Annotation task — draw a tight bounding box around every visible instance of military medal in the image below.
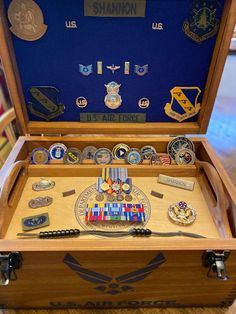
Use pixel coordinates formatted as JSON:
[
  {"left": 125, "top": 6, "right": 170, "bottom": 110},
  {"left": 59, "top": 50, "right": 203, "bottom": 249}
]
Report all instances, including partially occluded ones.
[
  {"left": 101, "top": 182, "right": 110, "bottom": 192},
  {"left": 104, "top": 81, "right": 122, "bottom": 109},
  {"left": 22, "top": 213, "right": 49, "bottom": 231},
  {"left": 95, "top": 193, "right": 105, "bottom": 202},
  {"left": 28, "top": 196, "right": 53, "bottom": 209},
  {"left": 112, "top": 143, "right": 130, "bottom": 160},
  {"left": 32, "top": 178, "right": 55, "bottom": 191},
  {"left": 94, "top": 148, "right": 113, "bottom": 165},
  {"left": 63, "top": 148, "right": 81, "bottom": 164},
  {"left": 82, "top": 146, "right": 97, "bottom": 160},
  {"left": 167, "top": 136, "right": 195, "bottom": 159},
  {"left": 175, "top": 148, "right": 196, "bottom": 165},
  {"left": 138, "top": 98, "right": 150, "bottom": 109},
  {"left": 168, "top": 201, "right": 197, "bottom": 226},
  {"left": 8, "top": 0, "right": 47, "bottom": 41},
  {"left": 31, "top": 148, "right": 50, "bottom": 164},
  {"left": 111, "top": 182, "right": 121, "bottom": 192},
  {"left": 116, "top": 194, "right": 124, "bottom": 202},
  {"left": 125, "top": 194, "right": 133, "bottom": 202},
  {"left": 125, "top": 149, "right": 143, "bottom": 165},
  {"left": 122, "top": 183, "right": 131, "bottom": 193},
  {"left": 140, "top": 145, "right": 156, "bottom": 160},
  {"left": 106, "top": 194, "right": 115, "bottom": 202},
  {"left": 49, "top": 143, "right": 67, "bottom": 160}
]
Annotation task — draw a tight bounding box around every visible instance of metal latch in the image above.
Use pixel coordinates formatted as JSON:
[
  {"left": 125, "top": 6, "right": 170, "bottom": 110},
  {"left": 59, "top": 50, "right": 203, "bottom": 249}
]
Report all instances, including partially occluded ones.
[
  {"left": 203, "top": 250, "right": 230, "bottom": 280},
  {"left": 0, "top": 252, "right": 22, "bottom": 285}
]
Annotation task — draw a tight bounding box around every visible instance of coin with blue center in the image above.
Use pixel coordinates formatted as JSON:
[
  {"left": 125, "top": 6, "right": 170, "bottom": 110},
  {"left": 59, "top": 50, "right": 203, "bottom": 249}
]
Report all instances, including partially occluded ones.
[
  {"left": 125, "top": 148, "right": 143, "bottom": 165},
  {"left": 140, "top": 145, "right": 156, "bottom": 159},
  {"left": 49, "top": 143, "right": 67, "bottom": 160},
  {"left": 31, "top": 148, "right": 50, "bottom": 164},
  {"left": 112, "top": 143, "right": 130, "bottom": 160}
]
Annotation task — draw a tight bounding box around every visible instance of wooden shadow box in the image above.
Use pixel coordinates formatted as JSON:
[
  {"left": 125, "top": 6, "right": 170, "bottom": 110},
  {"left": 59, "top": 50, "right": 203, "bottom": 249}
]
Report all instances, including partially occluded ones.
[{"left": 0, "top": 0, "right": 236, "bottom": 309}]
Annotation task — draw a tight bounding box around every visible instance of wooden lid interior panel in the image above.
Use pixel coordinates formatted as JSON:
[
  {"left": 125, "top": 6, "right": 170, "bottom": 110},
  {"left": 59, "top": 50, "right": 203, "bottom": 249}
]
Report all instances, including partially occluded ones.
[{"left": 0, "top": 0, "right": 235, "bottom": 135}]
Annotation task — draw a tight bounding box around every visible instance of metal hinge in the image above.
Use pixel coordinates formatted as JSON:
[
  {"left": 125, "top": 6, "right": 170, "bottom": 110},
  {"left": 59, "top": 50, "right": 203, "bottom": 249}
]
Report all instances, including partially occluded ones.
[
  {"left": 203, "top": 250, "right": 230, "bottom": 280},
  {"left": 0, "top": 252, "right": 22, "bottom": 285}
]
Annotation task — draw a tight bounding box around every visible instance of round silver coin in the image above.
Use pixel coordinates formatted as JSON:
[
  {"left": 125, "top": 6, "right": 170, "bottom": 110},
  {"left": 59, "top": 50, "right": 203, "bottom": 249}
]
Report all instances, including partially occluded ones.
[
  {"left": 167, "top": 137, "right": 195, "bottom": 159},
  {"left": 175, "top": 148, "right": 196, "bottom": 165},
  {"left": 140, "top": 145, "right": 157, "bottom": 160},
  {"left": 63, "top": 147, "right": 81, "bottom": 164},
  {"left": 49, "top": 143, "right": 67, "bottom": 160},
  {"left": 82, "top": 146, "right": 97, "bottom": 160},
  {"left": 94, "top": 148, "right": 113, "bottom": 165}
]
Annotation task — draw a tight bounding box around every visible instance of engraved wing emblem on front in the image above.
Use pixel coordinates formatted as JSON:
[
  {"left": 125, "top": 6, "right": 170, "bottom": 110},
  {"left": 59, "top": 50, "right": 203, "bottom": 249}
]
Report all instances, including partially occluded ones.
[{"left": 64, "top": 253, "right": 166, "bottom": 295}]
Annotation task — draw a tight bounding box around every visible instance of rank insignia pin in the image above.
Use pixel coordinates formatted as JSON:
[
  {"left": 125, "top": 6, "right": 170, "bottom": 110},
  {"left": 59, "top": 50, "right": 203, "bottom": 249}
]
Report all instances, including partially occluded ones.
[
  {"left": 183, "top": 1, "right": 220, "bottom": 43},
  {"left": 79, "top": 64, "right": 93, "bottom": 76},
  {"left": 28, "top": 86, "right": 65, "bottom": 121},
  {"left": 164, "top": 86, "right": 201, "bottom": 122},
  {"left": 134, "top": 64, "right": 148, "bottom": 76}
]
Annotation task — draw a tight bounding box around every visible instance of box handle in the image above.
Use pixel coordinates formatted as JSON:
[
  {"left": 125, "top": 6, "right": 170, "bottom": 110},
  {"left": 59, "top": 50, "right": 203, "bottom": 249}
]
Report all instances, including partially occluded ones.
[
  {"left": 196, "top": 161, "right": 232, "bottom": 238},
  {"left": 0, "top": 160, "right": 28, "bottom": 214}
]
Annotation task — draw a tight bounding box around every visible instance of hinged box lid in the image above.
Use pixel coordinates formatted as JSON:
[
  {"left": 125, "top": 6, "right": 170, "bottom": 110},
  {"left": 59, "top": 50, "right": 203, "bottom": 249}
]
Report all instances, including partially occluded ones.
[{"left": 0, "top": 0, "right": 235, "bottom": 135}]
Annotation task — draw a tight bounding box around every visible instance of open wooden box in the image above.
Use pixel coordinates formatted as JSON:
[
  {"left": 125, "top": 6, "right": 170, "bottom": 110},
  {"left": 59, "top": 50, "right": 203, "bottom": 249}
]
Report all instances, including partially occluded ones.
[{"left": 0, "top": 0, "right": 236, "bottom": 309}]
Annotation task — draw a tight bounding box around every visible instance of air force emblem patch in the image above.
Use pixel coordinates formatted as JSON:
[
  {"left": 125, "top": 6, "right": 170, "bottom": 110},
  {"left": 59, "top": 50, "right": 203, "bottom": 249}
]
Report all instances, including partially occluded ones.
[
  {"left": 164, "top": 86, "right": 201, "bottom": 122},
  {"left": 183, "top": 1, "right": 220, "bottom": 43},
  {"left": 79, "top": 64, "right": 93, "bottom": 76},
  {"left": 134, "top": 64, "right": 148, "bottom": 76}
]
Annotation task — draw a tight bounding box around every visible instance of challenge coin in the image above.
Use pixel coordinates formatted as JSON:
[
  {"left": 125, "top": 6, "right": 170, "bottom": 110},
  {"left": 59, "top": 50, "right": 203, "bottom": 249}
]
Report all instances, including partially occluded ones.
[
  {"left": 94, "top": 148, "right": 113, "bottom": 165},
  {"left": 140, "top": 145, "right": 156, "bottom": 159},
  {"left": 112, "top": 143, "right": 130, "bottom": 160},
  {"left": 150, "top": 154, "right": 171, "bottom": 165},
  {"left": 175, "top": 148, "right": 196, "bottom": 165},
  {"left": 167, "top": 136, "right": 195, "bottom": 159},
  {"left": 82, "top": 146, "right": 97, "bottom": 160},
  {"left": 31, "top": 148, "right": 50, "bottom": 164},
  {"left": 125, "top": 149, "right": 143, "bottom": 165},
  {"left": 168, "top": 201, "right": 197, "bottom": 226},
  {"left": 63, "top": 147, "right": 81, "bottom": 164},
  {"left": 49, "top": 143, "right": 67, "bottom": 160}
]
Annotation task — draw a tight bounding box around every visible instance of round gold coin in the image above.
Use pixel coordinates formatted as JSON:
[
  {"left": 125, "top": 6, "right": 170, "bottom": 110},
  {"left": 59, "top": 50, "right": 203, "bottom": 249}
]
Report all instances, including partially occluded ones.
[
  {"left": 125, "top": 194, "right": 133, "bottom": 202},
  {"left": 168, "top": 201, "right": 197, "bottom": 226},
  {"left": 107, "top": 194, "right": 115, "bottom": 202},
  {"left": 96, "top": 193, "right": 104, "bottom": 202},
  {"left": 116, "top": 194, "right": 124, "bottom": 201}
]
